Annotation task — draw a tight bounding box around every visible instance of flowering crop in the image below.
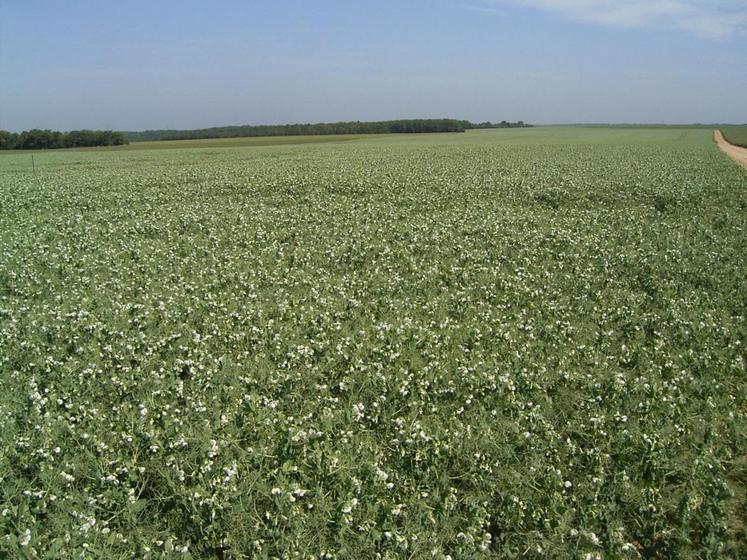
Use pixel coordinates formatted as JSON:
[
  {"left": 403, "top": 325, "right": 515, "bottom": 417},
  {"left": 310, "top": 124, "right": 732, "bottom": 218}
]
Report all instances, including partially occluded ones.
[{"left": 0, "top": 128, "right": 745, "bottom": 558}]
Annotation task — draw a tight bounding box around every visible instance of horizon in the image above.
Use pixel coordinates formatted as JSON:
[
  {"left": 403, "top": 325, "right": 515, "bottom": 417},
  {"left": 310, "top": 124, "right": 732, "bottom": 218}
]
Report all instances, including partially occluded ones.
[
  {"left": 2, "top": 0, "right": 746, "bottom": 132},
  {"left": 3, "top": 119, "right": 747, "bottom": 136}
]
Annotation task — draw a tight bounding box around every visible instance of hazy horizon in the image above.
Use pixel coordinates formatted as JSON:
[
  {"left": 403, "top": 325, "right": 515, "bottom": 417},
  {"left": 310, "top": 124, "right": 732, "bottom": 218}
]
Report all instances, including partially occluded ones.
[
  {"left": 2, "top": 0, "right": 746, "bottom": 132},
  {"left": 127, "top": 120, "right": 747, "bottom": 134}
]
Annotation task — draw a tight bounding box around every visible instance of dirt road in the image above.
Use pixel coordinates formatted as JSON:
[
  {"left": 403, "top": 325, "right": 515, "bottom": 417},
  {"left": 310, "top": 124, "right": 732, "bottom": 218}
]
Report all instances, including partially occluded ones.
[{"left": 714, "top": 129, "right": 747, "bottom": 170}]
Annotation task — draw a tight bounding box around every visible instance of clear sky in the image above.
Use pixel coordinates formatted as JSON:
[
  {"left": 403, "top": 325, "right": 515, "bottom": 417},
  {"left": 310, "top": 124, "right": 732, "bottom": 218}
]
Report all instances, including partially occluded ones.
[{"left": 1, "top": 0, "right": 746, "bottom": 131}]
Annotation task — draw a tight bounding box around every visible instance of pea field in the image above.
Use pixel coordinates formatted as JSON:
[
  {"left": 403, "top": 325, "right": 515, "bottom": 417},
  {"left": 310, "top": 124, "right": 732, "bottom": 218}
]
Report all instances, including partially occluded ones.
[{"left": 1, "top": 127, "right": 745, "bottom": 559}]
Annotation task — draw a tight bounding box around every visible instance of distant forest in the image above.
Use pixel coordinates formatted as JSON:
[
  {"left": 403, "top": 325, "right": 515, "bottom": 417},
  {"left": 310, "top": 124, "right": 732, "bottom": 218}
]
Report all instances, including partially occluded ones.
[
  {"left": 0, "top": 129, "right": 128, "bottom": 150},
  {"left": 126, "top": 119, "right": 531, "bottom": 142},
  {"left": 0, "top": 119, "right": 531, "bottom": 150}
]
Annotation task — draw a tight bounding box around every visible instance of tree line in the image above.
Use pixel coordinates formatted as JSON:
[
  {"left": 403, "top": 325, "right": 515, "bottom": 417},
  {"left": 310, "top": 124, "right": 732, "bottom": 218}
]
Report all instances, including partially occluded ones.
[
  {"left": 127, "top": 119, "right": 531, "bottom": 142},
  {"left": 470, "top": 120, "right": 528, "bottom": 129},
  {"left": 0, "top": 129, "right": 129, "bottom": 150},
  {"left": 0, "top": 119, "right": 532, "bottom": 149}
]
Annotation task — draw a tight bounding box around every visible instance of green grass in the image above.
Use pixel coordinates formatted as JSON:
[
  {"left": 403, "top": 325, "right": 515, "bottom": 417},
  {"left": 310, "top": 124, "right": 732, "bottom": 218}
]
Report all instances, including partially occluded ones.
[
  {"left": 720, "top": 126, "right": 747, "bottom": 148},
  {"left": 1, "top": 127, "right": 745, "bottom": 558}
]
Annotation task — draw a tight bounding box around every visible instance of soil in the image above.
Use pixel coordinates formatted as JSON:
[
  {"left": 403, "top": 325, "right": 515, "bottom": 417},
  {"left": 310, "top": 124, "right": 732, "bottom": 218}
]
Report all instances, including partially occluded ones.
[{"left": 714, "top": 130, "right": 747, "bottom": 170}]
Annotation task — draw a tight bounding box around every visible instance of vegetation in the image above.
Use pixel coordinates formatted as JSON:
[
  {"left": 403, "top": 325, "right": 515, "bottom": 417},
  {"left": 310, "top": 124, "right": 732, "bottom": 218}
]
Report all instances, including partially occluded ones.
[
  {"left": 561, "top": 123, "right": 739, "bottom": 129},
  {"left": 0, "top": 128, "right": 744, "bottom": 558},
  {"left": 0, "top": 120, "right": 533, "bottom": 150},
  {"left": 720, "top": 126, "right": 747, "bottom": 148},
  {"left": 0, "top": 134, "right": 371, "bottom": 154},
  {"left": 0, "top": 129, "right": 128, "bottom": 150},
  {"left": 126, "top": 119, "right": 530, "bottom": 142}
]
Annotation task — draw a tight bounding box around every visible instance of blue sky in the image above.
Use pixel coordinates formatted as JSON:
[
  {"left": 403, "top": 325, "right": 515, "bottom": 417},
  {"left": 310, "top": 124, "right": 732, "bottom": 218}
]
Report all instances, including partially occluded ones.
[{"left": 1, "top": 0, "right": 746, "bottom": 131}]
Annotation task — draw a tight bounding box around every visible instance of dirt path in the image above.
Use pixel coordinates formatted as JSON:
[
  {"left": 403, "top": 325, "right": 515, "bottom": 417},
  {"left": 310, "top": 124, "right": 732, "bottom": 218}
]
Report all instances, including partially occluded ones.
[{"left": 714, "top": 130, "right": 747, "bottom": 170}]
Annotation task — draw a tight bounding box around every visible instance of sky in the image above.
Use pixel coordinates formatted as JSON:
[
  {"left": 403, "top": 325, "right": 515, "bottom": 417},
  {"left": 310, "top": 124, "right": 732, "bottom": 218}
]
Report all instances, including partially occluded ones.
[{"left": 1, "top": 0, "right": 746, "bottom": 131}]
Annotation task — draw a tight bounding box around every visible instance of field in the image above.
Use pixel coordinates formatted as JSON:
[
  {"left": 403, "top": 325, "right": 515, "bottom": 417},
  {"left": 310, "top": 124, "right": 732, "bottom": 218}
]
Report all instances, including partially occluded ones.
[
  {"left": 1, "top": 128, "right": 746, "bottom": 558},
  {"left": 0, "top": 134, "right": 371, "bottom": 154},
  {"left": 721, "top": 126, "right": 747, "bottom": 149}
]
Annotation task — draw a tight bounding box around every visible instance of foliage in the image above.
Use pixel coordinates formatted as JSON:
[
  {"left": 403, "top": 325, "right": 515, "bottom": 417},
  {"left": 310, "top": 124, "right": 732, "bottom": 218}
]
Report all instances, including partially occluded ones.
[
  {"left": 126, "top": 119, "right": 531, "bottom": 142},
  {"left": 0, "top": 129, "right": 129, "bottom": 150},
  {"left": 0, "top": 128, "right": 745, "bottom": 558}
]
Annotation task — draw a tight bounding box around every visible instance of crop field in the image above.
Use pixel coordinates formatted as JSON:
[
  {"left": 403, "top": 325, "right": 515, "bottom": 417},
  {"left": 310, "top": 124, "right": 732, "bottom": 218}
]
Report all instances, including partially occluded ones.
[
  {"left": 2, "top": 134, "right": 372, "bottom": 154},
  {"left": 721, "top": 126, "right": 747, "bottom": 149},
  {"left": 1, "top": 128, "right": 746, "bottom": 558}
]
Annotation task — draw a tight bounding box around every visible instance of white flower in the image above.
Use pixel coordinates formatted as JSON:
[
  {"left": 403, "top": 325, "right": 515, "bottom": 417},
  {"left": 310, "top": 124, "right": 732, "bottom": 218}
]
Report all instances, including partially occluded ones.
[
  {"left": 20, "top": 528, "right": 31, "bottom": 547},
  {"left": 352, "top": 403, "right": 365, "bottom": 421},
  {"left": 342, "top": 498, "right": 358, "bottom": 514}
]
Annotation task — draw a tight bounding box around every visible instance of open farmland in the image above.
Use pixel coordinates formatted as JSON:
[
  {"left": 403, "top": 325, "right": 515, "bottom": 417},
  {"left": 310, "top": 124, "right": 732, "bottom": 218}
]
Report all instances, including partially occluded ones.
[
  {"left": 721, "top": 126, "right": 747, "bottom": 149},
  {"left": 0, "top": 128, "right": 745, "bottom": 558}
]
